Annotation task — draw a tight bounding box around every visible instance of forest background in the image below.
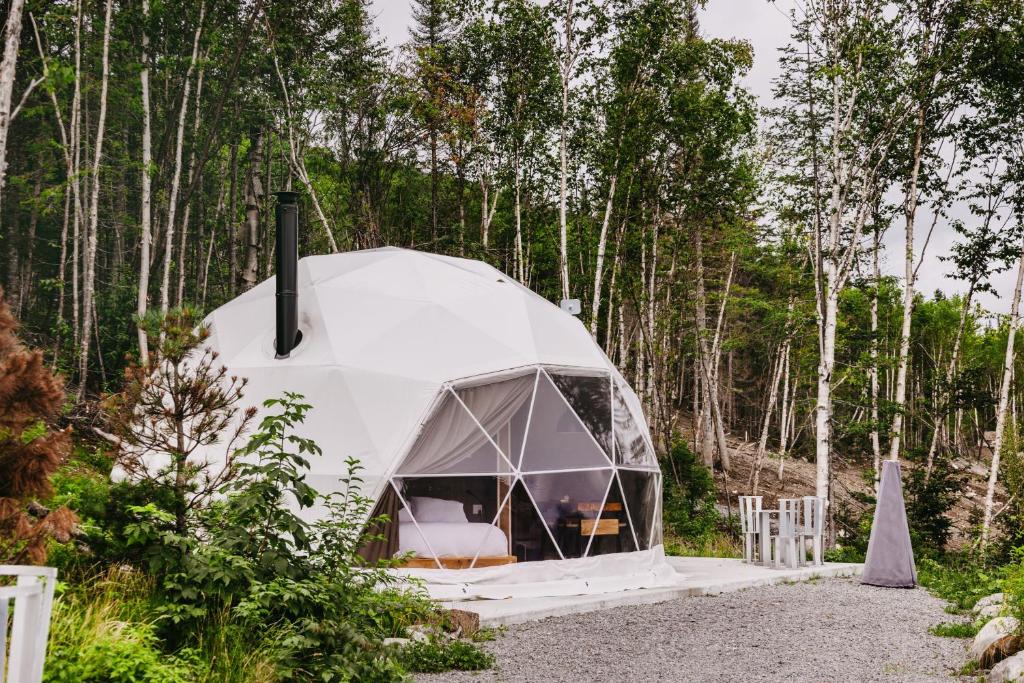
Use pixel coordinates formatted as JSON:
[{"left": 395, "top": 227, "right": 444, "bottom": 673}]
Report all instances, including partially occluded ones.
[{"left": 1, "top": 0, "right": 1024, "bottom": 678}]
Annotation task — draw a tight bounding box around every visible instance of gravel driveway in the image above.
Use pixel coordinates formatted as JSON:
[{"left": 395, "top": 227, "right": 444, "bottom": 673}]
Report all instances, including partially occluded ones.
[{"left": 420, "top": 578, "right": 970, "bottom": 683}]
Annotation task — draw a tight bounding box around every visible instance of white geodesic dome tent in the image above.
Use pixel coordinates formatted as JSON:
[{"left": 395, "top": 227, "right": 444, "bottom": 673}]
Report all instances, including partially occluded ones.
[{"left": 202, "top": 247, "right": 675, "bottom": 598}]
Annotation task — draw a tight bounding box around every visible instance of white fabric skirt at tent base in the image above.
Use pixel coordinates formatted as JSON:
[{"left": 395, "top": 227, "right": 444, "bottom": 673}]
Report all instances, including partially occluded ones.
[{"left": 199, "top": 248, "right": 677, "bottom": 600}]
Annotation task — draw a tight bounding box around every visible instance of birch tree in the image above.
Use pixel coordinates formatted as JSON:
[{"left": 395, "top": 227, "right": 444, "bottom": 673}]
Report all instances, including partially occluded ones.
[{"left": 0, "top": 0, "right": 28, "bottom": 211}]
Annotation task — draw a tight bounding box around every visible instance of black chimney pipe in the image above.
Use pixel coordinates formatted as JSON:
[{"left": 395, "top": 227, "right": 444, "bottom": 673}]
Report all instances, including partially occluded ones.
[{"left": 274, "top": 191, "right": 301, "bottom": 358}]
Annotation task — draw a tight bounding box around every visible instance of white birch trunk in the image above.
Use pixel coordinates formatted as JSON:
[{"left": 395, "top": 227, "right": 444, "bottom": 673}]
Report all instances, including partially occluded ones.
[
  {"left": 77, "top": 0, "right": 113, "bottom": 399},
  {"left": 981, "top": 246, "right": 1024, "bottom": 548},
  {"left": 159, "top": 4, "right": 204, "bottom": 315},
  {"left": 137, "top": 0, "right": 153, "bottom": 364},
  {"left": 0, "top": 0, "right": 27, "bottom": 210},
  {"left": 589, "top": 174, "right": 618, "bottom": 337}
]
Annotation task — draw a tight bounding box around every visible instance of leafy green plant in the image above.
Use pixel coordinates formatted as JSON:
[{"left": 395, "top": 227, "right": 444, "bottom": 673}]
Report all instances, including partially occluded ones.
[
  {"left": 399, "top": 640, "right": 495, "bottom": 673},
  {"left": 918, "top": 556, "right": 1006, "bottom": 613},
  {"left": 929, "top": 621, "right": 982, "bottom": 638},
  {"left": 662, "top": 437, "right": 721, "bottom": 540},
  {"left": 1003, "top": 547, "right": 1024, "bottom": 632}
]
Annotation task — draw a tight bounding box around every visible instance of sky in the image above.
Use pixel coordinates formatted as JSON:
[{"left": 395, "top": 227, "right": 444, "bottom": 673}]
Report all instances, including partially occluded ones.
[{"left": 368, "top": 0, "right": 1018, "bottom": 315}]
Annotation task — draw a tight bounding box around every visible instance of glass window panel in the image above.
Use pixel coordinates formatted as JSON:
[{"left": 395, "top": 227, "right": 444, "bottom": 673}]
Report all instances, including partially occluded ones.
[
  {"left": 613, "top": 382, "right": 658, "bottom": 468},
  {"left": 521, "top": 373, "right": 611, "bottom": 471},
  {"left": 585, "top": 474, "right": 637, "bottom": 556},
  {"left": 393, "top": 476, "right": 506, "bottom": 560},
  {"left": 508, "top": 479, "right": 561, "bottom": 562},
  {"left": 397, "top": 390, "right": 512, "bottom": 475},
  {"left": 522, "top": 469, "right": 613, "bottom": 559},
  {"left": 547, "top": 370, "right": 613, "bottom": 460},
  {"left": 467, "top": 475, "right": 516, "bottom": 567},
  {"left": 456, "top": 372, "right": 536, "bottom": 467},
  {"left": 618, "top": 469, "right": 660, "bottom": 551}
]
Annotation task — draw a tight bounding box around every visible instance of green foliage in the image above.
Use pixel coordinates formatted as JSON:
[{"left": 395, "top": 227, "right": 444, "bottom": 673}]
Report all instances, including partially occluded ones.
[
  {"left": 1003, "top": 548, "right": 1024, "bottom": 631},
  {"left": 929, "top": 621, "right": 983, "bottom": 638},
  {"left": 399, "top": 639, "right": 495, "bottom": 674},
  {"left": 44, "top": 570, "right": 195, "bottom": 683},
  {"left": 119, "top": 392, "right": 481, "bottom": 681},
  {"left": 661, "top": 437, "right": 720, "bottom": 541},
  {"left": 918, "top": 556, "right": 1006, "bottom": 613},
  {"left": 904, "top": 456, "right": 962, "bottom": 556}
]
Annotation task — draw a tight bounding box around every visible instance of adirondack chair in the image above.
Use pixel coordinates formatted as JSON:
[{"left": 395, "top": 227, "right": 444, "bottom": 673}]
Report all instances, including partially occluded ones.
[
  {"left": 798, "top": 496, "right": 826, "bottom": 566},
  {"left": 0, "top": 566, "right": 57, "bottom": 683},
  {"left": 737, "top": 496, "right": 763, "bottom": 563}
]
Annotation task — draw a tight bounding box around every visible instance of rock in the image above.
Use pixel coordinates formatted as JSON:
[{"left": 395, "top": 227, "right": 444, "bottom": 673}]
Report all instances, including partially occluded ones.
[
  {"left": 446, "top": 608, "right": 481, "bottom": 637},
  {"left": 981, "top": 636, "right": 1024, "bottom": 670},
  {"left": 972, "top": 617, "right": 1021, "bottom": 661},
  {"left": 406, "top": 625, "right": 432, "bottom": 643},
  {"left": 976, "top": 594, "right": 1007, "bottom": 614},
  {"left": 988, "top": 651, "right": 1024, "bottom": 683},
  {"left": 382, "top": 637, "right": 411, "bottom": 648},
  {"left": 980, "top": 604, "right": 1007, "bottom": 619}
]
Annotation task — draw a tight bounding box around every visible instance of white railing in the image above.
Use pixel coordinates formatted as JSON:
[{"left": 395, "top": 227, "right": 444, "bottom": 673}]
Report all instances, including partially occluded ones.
[{"left": 0, "top": 566, "right": 57, "bottom": 683}]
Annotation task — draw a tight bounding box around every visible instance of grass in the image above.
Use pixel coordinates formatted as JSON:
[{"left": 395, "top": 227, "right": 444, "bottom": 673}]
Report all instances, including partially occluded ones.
[
  {"left": 665, "top": 532, "right": 743, "bottom": 558},
  {"left": 929, "top": 621, "right": 982, "bottom": 638}
]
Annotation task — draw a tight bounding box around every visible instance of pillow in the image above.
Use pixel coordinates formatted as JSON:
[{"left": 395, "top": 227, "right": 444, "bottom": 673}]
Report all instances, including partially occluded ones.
[
  {"left": 398, "top": 506, "right": 413, "bottom": 523},
  {"left": 410, "top": 496, "right": 468, "bottom": 523}
]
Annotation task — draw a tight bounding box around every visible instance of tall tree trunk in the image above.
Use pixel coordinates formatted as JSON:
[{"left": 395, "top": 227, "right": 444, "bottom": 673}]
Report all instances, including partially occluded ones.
[
  {"left": 589, "top": 173, "right": 618, "bottom": 336},
  {"left": 176, "top": 61, "right": 206, "bottom": 306},
  {"left": 0, "top": 0, "right": 28, "bottom": 212},
  {"left": 77, "top": 0, "right": 113, "bottom": 399},
  {"left": 137, "top": 0, "right": 153, "bottom": 363},
  {"left": 556, "top": 0, "right": 575, "bottom": 303},
  {"left": 513, "top": 152, "right": 524, "bottom": 283},
  {"left": 870, "top": 229, "right": 882, "bottom": 490},
  {"left": 888, "top": 106, "right": 926, "bottom": 461},
  {"left": 925, "top": 285, "right": 974, "bottom": 480},
  {"left": 159, "top": 3, "right": 205, "bottom": 315},
  {"left": 981, "top": 245, "right": 1024, "bottom": 548},
  {"left": 240, "top": 129, "right": 264, "bottom": 291}
]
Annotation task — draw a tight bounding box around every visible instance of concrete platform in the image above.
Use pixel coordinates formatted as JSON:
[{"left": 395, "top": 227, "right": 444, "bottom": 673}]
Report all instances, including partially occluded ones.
[{"left": 442, "top": 557, "right": 863, "bottom": 626}]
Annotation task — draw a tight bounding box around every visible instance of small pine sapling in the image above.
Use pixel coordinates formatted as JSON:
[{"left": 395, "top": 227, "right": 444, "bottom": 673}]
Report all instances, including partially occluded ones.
[
  {"left": 0, "top": 289, "right": 77, "bottom": 564},
  {"left": 105, "top": 307, "right": 255, "bottom": 535}
]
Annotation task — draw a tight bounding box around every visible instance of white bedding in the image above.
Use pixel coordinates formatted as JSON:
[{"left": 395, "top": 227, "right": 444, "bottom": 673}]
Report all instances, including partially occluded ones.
[{"left": 398, "top": 522, "right": 508, "bottom": 558}]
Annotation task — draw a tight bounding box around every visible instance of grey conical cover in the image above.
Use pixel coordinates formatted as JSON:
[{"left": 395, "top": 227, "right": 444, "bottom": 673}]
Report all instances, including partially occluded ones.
[{"left": 861, "top": 460, "right": 917, "bottom": 588}]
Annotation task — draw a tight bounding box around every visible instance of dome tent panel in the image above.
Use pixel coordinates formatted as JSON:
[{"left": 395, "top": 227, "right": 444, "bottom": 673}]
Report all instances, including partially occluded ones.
[
  {"left": 396, "top": 388, "right": 514, "bottom": 475},
  {"left": 613, "top": 380, "right": 658, "bottom": 468},
  {"left": 521, "top": 469, "right": 614, "bottom": 559},
  {"left": 618, "top": 469, "right": 662, "bottom": 550},
  {"left": 453, "top": 371, "right": 537, "bottom": 468},
  {"left": 393, "top": 475, "right": 513, "bottom": 561},
  {"left": 546, "top": 368, "right": 614, "bottom": 460},
  {"left": 519, "top": 371, "right": 613, "bottom": 472}
]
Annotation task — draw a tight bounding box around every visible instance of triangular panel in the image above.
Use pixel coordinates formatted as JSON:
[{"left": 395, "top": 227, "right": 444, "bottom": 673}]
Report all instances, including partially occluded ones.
[
  {"left": 456, "top": 372, "right": 537, "bottom": 469},
  {"left": 521, "top": 373, "right": 612, "bottom": 472},
  {"left": 613, "top": 383, "right": 658, "bottom": 468},
  {"left": 522, "top": 469, "right": 613, "bottom": 559},
  {"left": 396, "top": 390, "right": 513, "bottom": 475},
  {"left": 547, "top": 370, "right": 613, "bottom": 460},
  {"left": 618, "top": 469, "right": 660, "bottom": 551}
]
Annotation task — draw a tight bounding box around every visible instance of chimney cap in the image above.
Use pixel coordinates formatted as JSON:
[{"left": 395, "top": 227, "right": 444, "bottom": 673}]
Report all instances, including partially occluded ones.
[{"left": 274, "top": 190, "right": 300, "bottom": 204}]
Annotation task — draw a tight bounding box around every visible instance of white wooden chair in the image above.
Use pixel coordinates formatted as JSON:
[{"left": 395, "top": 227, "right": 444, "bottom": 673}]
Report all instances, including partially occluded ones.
[
  {"left": 798, "top": 496, "right": 825, "bottom": 566},
  {"left": 772, "top": 504, "right": 800, "bottom": 569},
  {"left": 737, "top": 496, "right": 763, "bottom": 563},
  {"left": 0, "top": 566, "right": 57, "bottom": 683}
]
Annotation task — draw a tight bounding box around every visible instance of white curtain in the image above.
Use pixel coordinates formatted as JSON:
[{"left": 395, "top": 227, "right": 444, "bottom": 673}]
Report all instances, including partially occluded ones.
[{"left": 397, "top": 373, "right": 536, "bottom": 474}]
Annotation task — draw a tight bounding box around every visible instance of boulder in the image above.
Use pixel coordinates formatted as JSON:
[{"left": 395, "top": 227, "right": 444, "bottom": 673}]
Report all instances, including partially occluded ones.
[
  {"left": 382, "top": 637, "right": 411, "bottom": 648},
  {"left": 981, "top": 636, "right": 1024, "bottom": 670},
  {"left": 976, "top": 594, "right": 1007, "bottom": 614},
  {"left": 988, "top": 651, "right": 1024, "bottom": 683},
  {"left": 406, "top": 625, "right": 432, "bottom": 643},
  {"left": 980, "top": 604, "right": 1008, "bottom": 619},
  {"left": 446, "top": 608, "right": 481, "bottom": 637},
  {"left": 972, "top": 617, "right": 1021, "bottom": 661}
]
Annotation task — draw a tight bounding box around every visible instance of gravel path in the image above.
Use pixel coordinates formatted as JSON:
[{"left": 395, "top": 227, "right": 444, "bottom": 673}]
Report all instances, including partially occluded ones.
[{"left": 420, "top": 578, "right": 970, "bottom": 683}]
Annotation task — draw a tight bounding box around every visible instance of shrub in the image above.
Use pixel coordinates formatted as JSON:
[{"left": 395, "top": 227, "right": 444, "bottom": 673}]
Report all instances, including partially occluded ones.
[
  {"left": 124, "top": 392, "right": 484, "bottom": 681},
  {"left": 1004, "top": 548, "right": 1024, "bottom": 631},
  {"left": 400, "top": 640, "right": 495, "bottom": 673},
  {"left": 44, "top": 569, "right": 194, "bottom": 683},
  {"left": 918, "top": 556, "right": 1006, "bottom": 613},
  {"left": 904, "top": 454, "right": 961, "bottom": 556},
  {"left": 0, "top": 289, "right": 76, "bottom": 563},
  {"left": 662, "top": 437, "right": 720, "bottom": 541}
]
